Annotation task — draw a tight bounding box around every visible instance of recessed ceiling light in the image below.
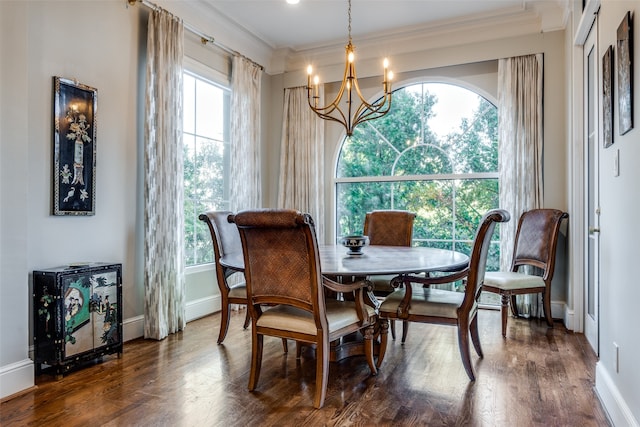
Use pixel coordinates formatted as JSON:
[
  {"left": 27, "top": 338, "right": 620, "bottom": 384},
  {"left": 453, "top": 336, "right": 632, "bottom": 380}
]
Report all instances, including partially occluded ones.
[{"left": 286, "top": 0, "right": 299, "bottom": 4}]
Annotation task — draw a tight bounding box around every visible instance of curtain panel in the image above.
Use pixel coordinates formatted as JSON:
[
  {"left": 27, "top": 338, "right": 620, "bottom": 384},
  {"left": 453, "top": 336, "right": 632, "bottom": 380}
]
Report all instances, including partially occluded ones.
[
  {"left": 230, "top": 56, "right": 262, "bottom": 211},
  {"left": 497, "top": 53, "right": 544, "bottom": 317},
  {"left": 143, "top": 9, "right": 186, "bottom": 340},
  {"left": 277, "top": 86, "right": 325, "bottom": 242}
]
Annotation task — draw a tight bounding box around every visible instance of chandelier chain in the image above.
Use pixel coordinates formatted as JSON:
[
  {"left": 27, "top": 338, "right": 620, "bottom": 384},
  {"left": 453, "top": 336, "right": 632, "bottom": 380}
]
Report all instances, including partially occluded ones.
[{"left": 348, "top": 0, "right": 352, "bottom": 43}]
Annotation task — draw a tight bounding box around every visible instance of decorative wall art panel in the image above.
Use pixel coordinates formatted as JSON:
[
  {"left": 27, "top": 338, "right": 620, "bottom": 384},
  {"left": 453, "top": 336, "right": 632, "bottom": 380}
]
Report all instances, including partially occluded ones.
[
  {"left": 617, "top": 12, "right": 633, "bottom": 135},
  {"left": 53, "top": 77, "right": 97, "bottom": 215},
  {"left": 603, "top": 45, "right": 614, "bottom": 148}
]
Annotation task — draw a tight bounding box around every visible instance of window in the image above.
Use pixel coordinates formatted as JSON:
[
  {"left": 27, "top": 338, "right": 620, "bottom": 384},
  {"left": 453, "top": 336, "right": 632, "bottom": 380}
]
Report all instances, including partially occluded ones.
[
  {"left": 336, "top": 82, "right": 500, "bottom": 271},
  {"left": 183, "top": 71, "right": 231, "bottom": 266}
]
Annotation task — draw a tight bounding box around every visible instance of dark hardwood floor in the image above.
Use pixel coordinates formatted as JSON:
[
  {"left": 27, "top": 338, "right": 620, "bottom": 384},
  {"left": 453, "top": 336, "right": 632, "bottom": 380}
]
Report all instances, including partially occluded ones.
[{"left": 1, "top": 308, "right": 610, "bottom": 426}]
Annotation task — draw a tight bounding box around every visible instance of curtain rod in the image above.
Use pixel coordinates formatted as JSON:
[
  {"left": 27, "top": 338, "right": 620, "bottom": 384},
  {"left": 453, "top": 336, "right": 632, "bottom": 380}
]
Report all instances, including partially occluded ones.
[{"left": 127, "top": 0, "right": 264, "bottom": 71}]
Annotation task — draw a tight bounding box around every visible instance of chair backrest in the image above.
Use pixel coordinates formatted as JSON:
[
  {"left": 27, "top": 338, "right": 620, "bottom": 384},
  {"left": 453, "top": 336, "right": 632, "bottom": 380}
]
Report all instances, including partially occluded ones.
[
  {"left": 363, "top": 210, "right": 416, "bottom": 246},
  {"left": 511, "top": 209, "right": 569, "bottom": 280},
  {"left": 199, "top": 210, "right": 243, "bottom": 262},
  {"left": 462, "top": 209, "right": 511, "bottom": 309},
  {"left": 230, "top": 209, "right": 325, "bottom": 321},
  {"left": 198, "top": 210, "right": 246, "bottom": 296}
]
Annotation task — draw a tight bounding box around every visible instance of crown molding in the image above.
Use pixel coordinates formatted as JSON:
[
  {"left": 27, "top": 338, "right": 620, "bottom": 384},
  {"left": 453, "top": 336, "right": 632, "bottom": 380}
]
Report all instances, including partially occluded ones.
[
  {"left": 168, "top": 0, "right": 570, "bottom": 76},
  {"left": 281, "top": 6, "right": 556, "bottom": 74},
  {"left": 154, "top": 0, "right": 276, "bottom": 72}
]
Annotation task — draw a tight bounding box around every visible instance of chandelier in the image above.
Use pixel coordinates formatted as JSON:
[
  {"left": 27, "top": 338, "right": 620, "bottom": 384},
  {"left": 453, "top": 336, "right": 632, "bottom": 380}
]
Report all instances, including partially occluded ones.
[{"left": 306, "top": 0, "right": 393, "bottom": 136}]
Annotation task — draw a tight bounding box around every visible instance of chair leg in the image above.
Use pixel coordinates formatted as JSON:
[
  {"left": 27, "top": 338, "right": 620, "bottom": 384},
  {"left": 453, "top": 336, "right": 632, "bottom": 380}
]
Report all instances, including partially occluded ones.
[
  {"left": 296, "top": 341, "right": 303, "bottom": 358},
  {"left": 282, "top": 338, "right": 288, "bottom": 353},
  {"left": 542, "top": 290, "right": 554, "bottom": 327},
  {"left": 248, "top": 333, "right": 263, "bottom": 391},
  {"left": 510, "top": 295, "right": 519, "bottom": 317},
  {"left": 500, "top": 294, "right": 510, "bottom": 338},
  {"left": 217, "top": 302, "right": 231, "bottom": 344},
  {"left": 470, "top": 314, "right": 483, "bottom": 358},
  {"left": 313, "top": 336, "right": 330, "bottom": 409},
  {"left": 376, "top": 319, "right": 389, "bottom": 368},
  {"left": 390, "top": 319, "right": 396, "bottom": 340},
  {"left": 243, "top": 308, "right": 251, "bottom": 329},
  {"left": 401, "top": 320, "right": 409, "bottom": 344},
  {"left": 363, "top": 325, "right": 377, "bottom": 375},
  {"left": 457, "top": 320, "right": 475, "bottom": 381}
]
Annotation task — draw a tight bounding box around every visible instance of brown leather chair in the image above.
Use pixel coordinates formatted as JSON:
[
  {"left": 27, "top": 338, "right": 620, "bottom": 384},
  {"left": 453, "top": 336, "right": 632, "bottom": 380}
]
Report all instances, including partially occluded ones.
[
  {"left": 378, "top": 209, "right": 510, "bottom": 381},
  {"left": 230, "top": 209, "right": 387, "bottom": 409},
  {"left": 199, "top": 211, "right": 253, "bottom": 344},
  {"left": 364, "top": 210, "right": 416, "bottom": 341},
  {"left": 483, "top": 209, "right": 569, "bottom": 337},
  {"left": 364, "top": 210, "right": 416, "bottom": 247}
]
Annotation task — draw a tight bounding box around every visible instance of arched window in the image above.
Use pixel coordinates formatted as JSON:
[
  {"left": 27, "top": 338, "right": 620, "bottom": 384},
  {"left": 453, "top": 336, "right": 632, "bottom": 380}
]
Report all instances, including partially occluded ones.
[{"left": 335, "top": 82, "right": 500, "bottom": 270}]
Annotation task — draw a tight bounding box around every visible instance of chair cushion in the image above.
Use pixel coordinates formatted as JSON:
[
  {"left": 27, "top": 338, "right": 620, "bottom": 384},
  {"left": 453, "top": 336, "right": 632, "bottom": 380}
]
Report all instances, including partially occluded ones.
[
  {"left": 228, "top": 284, "right": 247, "bottom": 299},
  {"left": 483, "top": 272, "right": 545, "bottom": 290},
  {"left": 256, "top": 300, "right": 376, "bottom": 336},
  {"left": 379, "top": 287, "right": 463, "bottom": 319}
]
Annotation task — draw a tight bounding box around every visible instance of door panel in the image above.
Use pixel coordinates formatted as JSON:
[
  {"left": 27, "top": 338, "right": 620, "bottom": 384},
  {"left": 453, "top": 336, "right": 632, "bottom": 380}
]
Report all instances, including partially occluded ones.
[{"left": 584, "top": 25, "right": 599, "bottom": 354}]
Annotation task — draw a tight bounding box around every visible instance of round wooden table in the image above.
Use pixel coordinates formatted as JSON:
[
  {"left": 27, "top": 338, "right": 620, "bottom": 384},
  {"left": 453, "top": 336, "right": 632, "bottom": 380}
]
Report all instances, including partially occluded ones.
[
  {"left": 318, "top": 245, "right": 469, "bottom": 276},
  {"left": 220, "top": 244, "right": 469, "bottom": 276}
]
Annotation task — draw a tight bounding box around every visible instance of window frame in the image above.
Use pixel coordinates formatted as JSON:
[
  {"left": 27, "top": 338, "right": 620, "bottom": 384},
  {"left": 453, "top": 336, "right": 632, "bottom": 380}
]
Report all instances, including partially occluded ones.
[
  {"left": 333, "top": 80, "right": 499, "bottom": 250},
  {"left": 182, "top": 58, "right": 231, "bottom": 268}
]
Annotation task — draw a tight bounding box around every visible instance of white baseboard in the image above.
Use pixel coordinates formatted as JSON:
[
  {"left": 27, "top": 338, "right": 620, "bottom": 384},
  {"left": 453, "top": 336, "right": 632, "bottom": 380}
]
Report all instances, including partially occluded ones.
[
  {"left": 0, "top": 359, "right": 34, "bottom": 400},
  {"left": 123, "top": 315, "right": 145, "bottom": 342},
  {"left": 561, "top": 304, "right": 574, "bottom": 331},
  {"left": 186, "top": 295, "right": 221, "bottom": 322},
  {"left": 550, "top": 300, "right": 565, "bottom": 325},
  {"left": 595, "top": 361, "right": 639, "bottom": 427},
  {"left": 122, "top": 295, "right": 222, "bottom": 342}
]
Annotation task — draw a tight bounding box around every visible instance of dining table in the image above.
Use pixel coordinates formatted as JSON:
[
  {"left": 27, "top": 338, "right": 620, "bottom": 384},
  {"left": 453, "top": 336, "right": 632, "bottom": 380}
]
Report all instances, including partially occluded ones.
[{"left": 220, "top": 244, "right": 470, "bottom": 278}]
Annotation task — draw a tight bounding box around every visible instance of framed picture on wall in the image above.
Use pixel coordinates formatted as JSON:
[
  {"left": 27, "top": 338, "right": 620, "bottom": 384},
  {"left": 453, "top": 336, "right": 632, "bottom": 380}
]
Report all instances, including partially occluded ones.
[
  {"left": 52, "top": 77, "right": 98, "bottom": 216},
  {"left": 603, "top": 45, "right": 614, "bottom": 148},
  {"left": 617, "top": 11, "right": 633, "bottom": 135}
]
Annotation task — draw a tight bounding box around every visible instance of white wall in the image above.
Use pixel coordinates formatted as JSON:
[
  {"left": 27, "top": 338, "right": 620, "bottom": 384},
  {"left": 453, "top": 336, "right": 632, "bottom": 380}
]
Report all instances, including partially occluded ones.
[
  {"left": 589, "top": 3, "right": 640, "bottom": 425},
  {"left": 1, "top": 0, "right": 32, "bottom": 400}
]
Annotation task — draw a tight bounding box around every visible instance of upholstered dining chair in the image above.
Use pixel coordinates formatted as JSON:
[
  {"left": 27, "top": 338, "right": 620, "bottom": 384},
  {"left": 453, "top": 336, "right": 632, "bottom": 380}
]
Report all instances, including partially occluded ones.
[
  {"left": 199, "top": 210, "right": 251, "bottom": 344},
  {"left": 483, "top": 209, "right": 569, "bottom": 337},
  {"left": 363, "top": 210, "right": 416, "bottom": 341},
  {"left": 229, "top": 209, "right": 387, "bottom": 409},
  {"left": 199, "top": 211, "right": 289, "bottom": 352},
  {"left": 377, "top": 209, "right": 510, "bottom": 381}
]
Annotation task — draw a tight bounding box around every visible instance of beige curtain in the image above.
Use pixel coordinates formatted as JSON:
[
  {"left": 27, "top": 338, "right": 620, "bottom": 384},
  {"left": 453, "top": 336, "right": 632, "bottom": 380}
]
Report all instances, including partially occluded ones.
[
  {"left": 277, "top": 86, "right": 325, "bottom": 242},
  {"left": 497, "top": 53, "right": 544, "bottom": 317},
  {"left": 230, "top": 55, "right": 262, "bottom": 211},
  {"left": 143, "top": 9, "right": 186, "bottom": 340}
]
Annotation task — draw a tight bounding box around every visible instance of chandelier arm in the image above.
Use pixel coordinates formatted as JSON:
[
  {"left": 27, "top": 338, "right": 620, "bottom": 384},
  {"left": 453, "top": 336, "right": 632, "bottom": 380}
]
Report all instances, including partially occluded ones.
[
  {"left": 349, "top": 60, "right": 392, "bottom": 115},
  {"left": 352, "top": 99, "right": 393, "bottom": 130},
  {"left": 308, "top": 96, "right": 350, "bottom": 126},
  {"left": 308, "top": 44, "right": 352, "bottom": 115},
  {"left": 353, "top": 114, "right": 391, "bottom": 130},
  {"left": 310, "top": 105, "right": 349, "bottom": 128},
  {"left": 353, "top": 93, "right": 392, "bottom": 121}
]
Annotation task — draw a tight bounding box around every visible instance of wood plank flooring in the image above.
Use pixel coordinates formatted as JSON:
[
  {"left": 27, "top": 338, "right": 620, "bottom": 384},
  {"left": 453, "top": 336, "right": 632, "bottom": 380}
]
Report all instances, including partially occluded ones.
[{"left": 1, "top": 309, "right": 610, "bottom": 426}]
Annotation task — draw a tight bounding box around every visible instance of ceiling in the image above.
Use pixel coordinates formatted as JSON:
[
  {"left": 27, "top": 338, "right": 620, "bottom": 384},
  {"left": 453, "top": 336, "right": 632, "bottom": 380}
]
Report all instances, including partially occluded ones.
[{"left": 203, "top": 0, "right": 570, "bottom": 52}]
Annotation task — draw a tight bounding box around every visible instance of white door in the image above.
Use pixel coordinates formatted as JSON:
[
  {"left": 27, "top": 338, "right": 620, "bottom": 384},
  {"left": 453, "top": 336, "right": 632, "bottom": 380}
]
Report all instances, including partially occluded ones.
[{"left": 584, "top": 25, "right": 600, "bottom": 354}]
